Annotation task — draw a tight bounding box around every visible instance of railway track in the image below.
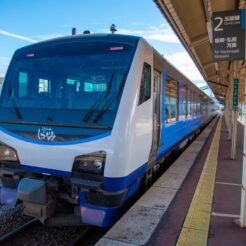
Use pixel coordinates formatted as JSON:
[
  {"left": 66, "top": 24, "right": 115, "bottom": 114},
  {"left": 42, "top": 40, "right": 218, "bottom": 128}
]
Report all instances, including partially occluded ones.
[
  {"left": 0, "top": 218, "right": 38, "bottom": 243},
  {"left": 1, "top": 220, "right": 105, "bottom": 246},
  {"left": 0, "top": 203, "right": 107, "bottom": 245}
]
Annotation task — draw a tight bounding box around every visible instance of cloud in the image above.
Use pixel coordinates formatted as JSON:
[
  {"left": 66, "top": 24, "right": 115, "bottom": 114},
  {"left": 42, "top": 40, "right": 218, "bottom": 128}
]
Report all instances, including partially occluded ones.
[
  {"left": 164, "top": 52, "right": 204, "bottom": 82},
  {"left": 101, "top": 24, "right": 204, "bottom": 83},
  {"left": 101, "top": 23, "right": 179, "bottom": 43},
  {"left": 143, "top": 24, "right": 179, "bottom": 43},
  {"left": 0, "top": 29, "right": 37, "bottom": 43}
]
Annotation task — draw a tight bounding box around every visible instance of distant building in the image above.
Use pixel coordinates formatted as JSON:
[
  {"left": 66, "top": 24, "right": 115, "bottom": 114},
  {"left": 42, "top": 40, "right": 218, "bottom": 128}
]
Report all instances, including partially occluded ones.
[{"left": 0, "top": 77, "right": 4, "bottom": 94}]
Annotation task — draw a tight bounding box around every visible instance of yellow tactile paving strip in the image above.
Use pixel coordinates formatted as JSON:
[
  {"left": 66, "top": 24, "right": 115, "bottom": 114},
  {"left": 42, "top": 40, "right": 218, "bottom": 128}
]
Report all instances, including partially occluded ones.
[{"left": 176, "top": 117, "right": 222, "bottom": 246}]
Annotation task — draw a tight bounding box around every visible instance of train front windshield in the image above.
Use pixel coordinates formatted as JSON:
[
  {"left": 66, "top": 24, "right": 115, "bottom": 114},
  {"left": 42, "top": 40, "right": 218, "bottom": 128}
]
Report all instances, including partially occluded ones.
[{"left": 0, "top": 41, "right": 135, "bottom": 128}]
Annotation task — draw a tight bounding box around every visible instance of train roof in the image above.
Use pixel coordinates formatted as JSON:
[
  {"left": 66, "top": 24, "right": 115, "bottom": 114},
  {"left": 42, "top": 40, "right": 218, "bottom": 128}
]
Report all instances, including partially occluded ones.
[
  {"left": 14, "top": 33, "right": 141, "bottom": 55},
  {"left": 152, "top": 47, "right": 210, "bottom": 101}
]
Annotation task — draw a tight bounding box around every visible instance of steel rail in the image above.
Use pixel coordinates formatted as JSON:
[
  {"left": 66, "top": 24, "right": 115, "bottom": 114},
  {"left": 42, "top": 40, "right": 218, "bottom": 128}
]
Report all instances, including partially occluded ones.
[{"left": 0, "top": 218, "right": 38, "bottom": 243}]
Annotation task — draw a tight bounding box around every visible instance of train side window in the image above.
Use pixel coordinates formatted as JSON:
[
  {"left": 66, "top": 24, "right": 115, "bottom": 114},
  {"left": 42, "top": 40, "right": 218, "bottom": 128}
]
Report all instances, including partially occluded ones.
[
  {"left": 197, "top": 95, "right": 201, "bottom": 115},
  {"left": 181, "top": 86, "right": 187, "bottom": 118},
  {"left": 138, "top": 63, "right": 151, "bottom": 105},
  {"left": 195, "top": 92, "right": 198, "bottom": 115},
  {"left": 201, "top": 97, "right": 208, "bottom": 114},
  {"left": 187, "top": 88, "right": 192, "bottom": 117},
  {"left": 165, "top": 76, "right": 178, "bottom": 123},
  {"left": 194, "top": 91, "right": 198, "bottom": 115},
  {"left": 191, "top": 91, "right": 196, "bottom": 116}
]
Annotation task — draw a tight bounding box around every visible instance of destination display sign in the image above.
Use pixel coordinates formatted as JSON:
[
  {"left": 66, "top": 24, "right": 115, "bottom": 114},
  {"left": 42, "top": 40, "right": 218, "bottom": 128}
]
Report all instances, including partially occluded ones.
[
  {"left": 212, "top": 9, "right": 246, "bottom": 61},
  {"left": 233, "top": 78, "right": 239, "bottom": 110}
]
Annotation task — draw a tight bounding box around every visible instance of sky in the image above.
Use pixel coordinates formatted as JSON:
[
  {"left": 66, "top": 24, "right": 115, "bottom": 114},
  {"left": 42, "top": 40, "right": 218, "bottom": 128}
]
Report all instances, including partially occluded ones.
[{"left": 0, "top": 0, "right": 211, "bottom": 94}]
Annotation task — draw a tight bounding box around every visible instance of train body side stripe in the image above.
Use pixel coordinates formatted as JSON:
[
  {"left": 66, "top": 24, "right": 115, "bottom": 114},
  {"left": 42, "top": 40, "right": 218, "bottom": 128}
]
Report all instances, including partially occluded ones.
[{"left": 103, "top": 163, "right": 147, "bottom": 192}]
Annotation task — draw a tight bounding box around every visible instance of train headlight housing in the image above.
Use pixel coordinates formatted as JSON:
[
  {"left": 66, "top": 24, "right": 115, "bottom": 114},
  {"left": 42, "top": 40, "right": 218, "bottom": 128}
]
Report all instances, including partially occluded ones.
[
  {"left": 0, "top": 144, "right": 19, "bottom": 162},
  {"left": 72, "top": 151, "right": 106, "bottom": 175}
]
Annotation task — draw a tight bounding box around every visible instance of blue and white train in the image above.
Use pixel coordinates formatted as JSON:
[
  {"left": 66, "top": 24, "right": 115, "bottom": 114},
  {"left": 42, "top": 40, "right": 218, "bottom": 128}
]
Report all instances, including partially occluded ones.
[{"left": 0, "top": 34, "right": 216, "bottom": 227}]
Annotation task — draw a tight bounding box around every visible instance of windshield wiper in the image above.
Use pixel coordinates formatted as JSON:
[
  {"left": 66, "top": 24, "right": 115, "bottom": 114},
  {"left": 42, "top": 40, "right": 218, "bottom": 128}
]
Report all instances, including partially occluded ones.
[
  {"left": 9, "top": 81, "right": 23, "bottom": 120},
  {"left": 83, "top": 71, "right": 115, "bottom": 122},
  {"left": 10, "top": 99, "right": 23, "bottom": 119},
  {"left": 93, "top": 72, "right": 126, "bottom": 123}
]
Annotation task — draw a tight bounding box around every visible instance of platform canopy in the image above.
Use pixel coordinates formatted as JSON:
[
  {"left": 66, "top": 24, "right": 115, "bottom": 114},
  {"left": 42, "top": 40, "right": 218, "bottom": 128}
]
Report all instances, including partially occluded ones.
[{"left": 154, "top": 0, "right": 246, "bottom": 103}]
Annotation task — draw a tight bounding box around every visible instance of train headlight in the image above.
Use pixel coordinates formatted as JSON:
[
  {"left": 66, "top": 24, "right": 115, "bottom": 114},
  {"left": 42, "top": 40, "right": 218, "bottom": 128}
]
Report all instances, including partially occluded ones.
[
  {"left": 0, "top": 144, "right": 19, "bottom": 162},
  {"left": 93, "top": 159, "right": 103, "bottom": 170},
  {"left": 72, "top": 151, "right": 106, "bottom": 175}
]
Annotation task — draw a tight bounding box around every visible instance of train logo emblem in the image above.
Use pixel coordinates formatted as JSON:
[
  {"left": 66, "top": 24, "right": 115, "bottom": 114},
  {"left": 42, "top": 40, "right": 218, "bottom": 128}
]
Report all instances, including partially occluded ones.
[{"left": 37, "top": 127, "right": 56, "bottom": 141}]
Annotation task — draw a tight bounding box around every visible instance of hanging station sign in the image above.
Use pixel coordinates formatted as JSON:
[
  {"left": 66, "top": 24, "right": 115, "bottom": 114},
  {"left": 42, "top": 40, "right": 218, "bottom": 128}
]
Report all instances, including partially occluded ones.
[{"left": 212, "top": 9, "right": 246, "bottom": 61}]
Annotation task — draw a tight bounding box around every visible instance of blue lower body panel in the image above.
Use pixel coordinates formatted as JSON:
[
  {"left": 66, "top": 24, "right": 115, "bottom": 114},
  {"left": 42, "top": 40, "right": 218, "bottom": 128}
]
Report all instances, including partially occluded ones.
[
  {"left": 80, "top": 204, "right": 121, "bottom": 227},
  {"left": 79, "top": 192, "right": 122, "bottom": 227},
  {"left": 79, "top": 179, "right": 141, "bottom": 227},
  {"left": 0, "top": 186, "right": 17, "bottom": 206}
]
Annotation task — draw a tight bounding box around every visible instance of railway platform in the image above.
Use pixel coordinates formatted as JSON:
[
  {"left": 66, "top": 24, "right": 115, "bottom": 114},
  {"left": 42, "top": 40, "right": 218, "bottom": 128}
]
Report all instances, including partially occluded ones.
[{"left": 97, "top": 115, "right": 246, "bottom": 246}]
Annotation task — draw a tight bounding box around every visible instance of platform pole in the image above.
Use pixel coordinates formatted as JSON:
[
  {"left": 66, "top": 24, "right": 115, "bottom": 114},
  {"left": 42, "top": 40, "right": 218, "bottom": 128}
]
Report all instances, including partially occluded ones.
[
  {"left": 225, "top": 88, "right": 230, "bottom": 133},
  {"left": 240, "top": 102, "right": 246, "bottom": 227},
  {"left": 231, "top": 62, "right": 238, "bottom": 160},
  {"left": 231, "top": 110, "right": 238, "bottom": 159},
  {"left": 228, "top": 71, "right": 234, "bottom": 140},
  {"left": 240, "top": 74, "right": 246, "bottom": 227}
]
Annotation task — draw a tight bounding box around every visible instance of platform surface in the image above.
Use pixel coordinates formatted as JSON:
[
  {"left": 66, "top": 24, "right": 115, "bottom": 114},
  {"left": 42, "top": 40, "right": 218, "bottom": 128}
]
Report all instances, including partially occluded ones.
[
  {"left": 97, "top": 116, "right": 246, "bottom": 246},
  {"left": 149, "top": 116, "right": 246, "bottom": 246}
]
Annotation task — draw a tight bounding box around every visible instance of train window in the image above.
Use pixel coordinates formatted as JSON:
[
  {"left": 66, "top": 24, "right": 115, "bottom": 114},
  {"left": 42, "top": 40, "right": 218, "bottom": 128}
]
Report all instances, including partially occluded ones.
[
  {"left": 138, "top": 63, "right": 151, "bottom": 105},
  {"left": 165, "top": 76, "right": 178, "bottom": 123},
  {"left": 194, "top": 92, "right": 198, "bottom": 115},
  {"left": 187, "top": 88, "right": 192, "bottom": 117},
  {"left": 196, "top": 94, "right": 198, "bottom": 115},
  {"left": 201, "top": 97, "right": 208, "bottom": 114},
  {"left": 84, "top": 82, "right": 107, "bottom": 92},
  {"left": 197, "top": 95, "right": 201, "bottom": 115},
  {"left": 67, "top": 79, "right": 81, "bottom": 92},
  {"left": 39, "top": 79, "right": 50, "bottom": 93},
  {"left": 191, "top": 91, "right": 196, "bottom": 116},
  {"left": 195, "top": 92, "right": 198, "bottom": 115},
  {"left": 19, "top": 72, "right": 28, "bottom": 97},
  {"left": 181, "top": 86, "right": 187, "bottom": 119}
]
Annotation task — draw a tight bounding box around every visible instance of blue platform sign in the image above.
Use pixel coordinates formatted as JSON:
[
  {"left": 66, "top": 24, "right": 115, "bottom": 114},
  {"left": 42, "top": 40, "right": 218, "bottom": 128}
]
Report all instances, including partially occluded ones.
[
  {"left": 233, "top": 78, "right": 239, "bottom": 110},
  {"left": 212, "top": 9, "right": 246, "bottom": 61},
  {"left": 200, "top": 85, "right": 209, "bottom": 90}
]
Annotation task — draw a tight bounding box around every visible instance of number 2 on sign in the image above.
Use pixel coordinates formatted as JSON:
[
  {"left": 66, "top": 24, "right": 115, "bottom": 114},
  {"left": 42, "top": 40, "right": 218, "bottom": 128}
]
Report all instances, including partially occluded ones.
[{"left": 214, "top": 17, "right": 223, "bottom": 31}]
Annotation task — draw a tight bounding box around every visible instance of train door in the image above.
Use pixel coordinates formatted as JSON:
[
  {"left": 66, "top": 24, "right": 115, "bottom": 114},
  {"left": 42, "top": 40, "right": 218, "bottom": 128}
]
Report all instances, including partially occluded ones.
[{"left": 148, "top": 70, "right": 161, "bottom": 166}]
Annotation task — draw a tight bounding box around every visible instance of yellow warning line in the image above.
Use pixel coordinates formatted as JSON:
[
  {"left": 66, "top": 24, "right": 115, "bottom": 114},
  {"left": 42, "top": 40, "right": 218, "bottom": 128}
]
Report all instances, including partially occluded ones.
[{"left": 176, "top": 117, "right": 222, "bottom": 246}]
